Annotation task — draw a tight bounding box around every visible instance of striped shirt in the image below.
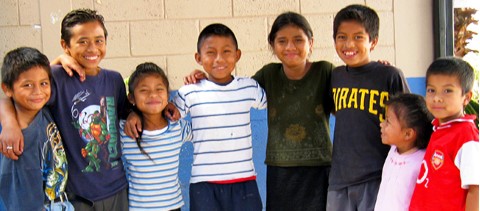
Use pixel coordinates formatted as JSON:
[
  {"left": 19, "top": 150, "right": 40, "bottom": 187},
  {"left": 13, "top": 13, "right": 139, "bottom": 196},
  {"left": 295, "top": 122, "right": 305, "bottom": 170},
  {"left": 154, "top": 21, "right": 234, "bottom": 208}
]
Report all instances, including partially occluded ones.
[
  {"left": 120, "top": 119, "right": 192, "bottom": 210},
  {"left": 174, "top": 76, "right": 267, "bottom": 183}
]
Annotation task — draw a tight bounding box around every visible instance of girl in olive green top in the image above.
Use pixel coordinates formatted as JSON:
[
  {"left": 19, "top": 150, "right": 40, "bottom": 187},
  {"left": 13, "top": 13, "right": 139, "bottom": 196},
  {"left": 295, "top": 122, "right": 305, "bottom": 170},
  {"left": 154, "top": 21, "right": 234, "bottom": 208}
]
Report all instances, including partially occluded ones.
[{"left": 254, "top": 12, "right": 334, "bottom": 211}]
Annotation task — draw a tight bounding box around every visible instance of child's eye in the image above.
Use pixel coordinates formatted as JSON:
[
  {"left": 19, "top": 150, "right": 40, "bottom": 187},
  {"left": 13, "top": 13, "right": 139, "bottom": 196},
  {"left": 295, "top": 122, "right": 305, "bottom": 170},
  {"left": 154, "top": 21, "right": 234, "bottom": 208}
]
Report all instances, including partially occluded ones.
[
  {"left": 354, "top": 35, "right": 363, "bottom": 40},
  {"left": 443, "top": 89, "right": 453, "bottom": 94},
  {"left": 336, "top": 35, "right": 346, "bottom": 40},
  {"left": 96, "top": 39, "right": 105, "bottom": 44},
  {"left": 41, "top": 82, "right": 50, "bottom": 86},
  {"left": 426, "top": 88, "right": 435, "bottom": 93},
  {"left": 295, "top": 38, "right": 304, "bottom": 43},
  {"left": 276, "top": 39, "right": 286, "bottom": 44},
  {"left": 384, "top": 118, "right": 389, "bottom": 124},
  {"left": 23, "top": 83, "right": 33, "bottom": 88},
  {"left": 78, "top": 40, "right": 88, "bottom": 45}
]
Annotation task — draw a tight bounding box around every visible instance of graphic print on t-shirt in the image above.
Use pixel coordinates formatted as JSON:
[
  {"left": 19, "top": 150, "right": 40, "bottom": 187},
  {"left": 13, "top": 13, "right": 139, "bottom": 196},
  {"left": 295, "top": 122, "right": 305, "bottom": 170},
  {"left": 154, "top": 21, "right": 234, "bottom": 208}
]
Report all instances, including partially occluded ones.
[
  {"left": 43, "top": 121, "right": 68, "bottom": 200},
  {"left": 332, "top": 87, "right": 390, "bottom": 122},
  {"left": 71, "top": 90, "right": 118, "bottom": 173}
]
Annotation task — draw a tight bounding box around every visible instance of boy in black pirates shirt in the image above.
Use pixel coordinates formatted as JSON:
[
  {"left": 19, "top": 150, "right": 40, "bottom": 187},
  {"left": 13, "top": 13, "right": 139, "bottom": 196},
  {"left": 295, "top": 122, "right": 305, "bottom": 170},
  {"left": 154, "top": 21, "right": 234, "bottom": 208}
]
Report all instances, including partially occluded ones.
[{"left": 327, "top": 5, "right": 410, "bottom": 211}]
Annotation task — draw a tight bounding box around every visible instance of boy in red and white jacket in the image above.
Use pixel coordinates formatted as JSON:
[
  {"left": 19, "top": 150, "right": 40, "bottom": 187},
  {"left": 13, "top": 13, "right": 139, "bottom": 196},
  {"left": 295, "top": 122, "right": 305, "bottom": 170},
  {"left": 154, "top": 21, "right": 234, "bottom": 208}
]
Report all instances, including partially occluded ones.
[{"left": 409, "top": 57, "right": 479, "bottom": 211}]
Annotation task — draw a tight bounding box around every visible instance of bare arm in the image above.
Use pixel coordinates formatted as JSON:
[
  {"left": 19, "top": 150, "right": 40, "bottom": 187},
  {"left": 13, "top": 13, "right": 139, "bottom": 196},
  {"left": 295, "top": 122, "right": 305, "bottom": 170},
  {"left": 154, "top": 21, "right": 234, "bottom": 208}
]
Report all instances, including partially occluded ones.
[
  {"left": 164, "top": 102, "right": 180, "bottom": 121},
  {"left": 51, "top": 54, "right": 86, "bottom": 82},
  {"left": 0, "top": 98, "right": 23, "bottom": 160},
  {"left": 183, "top": 69, "right": 207, "bottom": 85},
  {"left": 124, "top": 111, "right": 142, "bottom": 139},
  {"left": 124, "top": 103, "right": 180, "bottom": 138},
  {"left": 377, "top": 60, "right": 392, "bottom": 66},
  {"left": 466, "top": 185, "right": 479, "bottom": 211}
]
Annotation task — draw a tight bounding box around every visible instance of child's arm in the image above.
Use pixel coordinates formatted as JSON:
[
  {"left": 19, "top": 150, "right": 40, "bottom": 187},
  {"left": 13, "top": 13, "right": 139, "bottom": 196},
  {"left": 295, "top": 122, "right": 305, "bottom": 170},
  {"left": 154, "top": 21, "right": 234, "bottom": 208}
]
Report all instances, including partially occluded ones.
[
  {"left": 50, "top": 54, "right": 86, "bottom": 82},
  {"left": 164, "top": 102, "right": 181, "bottom": 121},
  {"left": 459, "top": 140, "right": 480, "bottom": 211},
  {"left": 252, "top": 81, "right": 267, "bottom": 110},
  {"left": 466, "top": 185, "right": 479, "bottom": 211},
  {"left": 123, "top": 102, "right": 180, "bottom": 139},
  {"left": 124, "top": 111, "right": 142, "bottom": 139},
  {"left": 377, "top": 60, "right": 392, "bottom": 66},
  {"left": 0, "top": 98, "right": 24, "bottom": 160},
  {"left": 184, "top": 69, "right": 206, "bottom": 85}
]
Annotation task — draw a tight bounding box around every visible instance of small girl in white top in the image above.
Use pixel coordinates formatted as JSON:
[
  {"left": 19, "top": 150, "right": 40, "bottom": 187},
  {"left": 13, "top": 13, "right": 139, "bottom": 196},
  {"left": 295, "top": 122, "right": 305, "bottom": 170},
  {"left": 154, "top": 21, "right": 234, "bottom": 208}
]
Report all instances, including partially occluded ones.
[
  {"left": 120, "top": 62, "right": 192, "bottom": 211},
  {"left": 374, "top": 93, "right": 433, "bottom": 211}
]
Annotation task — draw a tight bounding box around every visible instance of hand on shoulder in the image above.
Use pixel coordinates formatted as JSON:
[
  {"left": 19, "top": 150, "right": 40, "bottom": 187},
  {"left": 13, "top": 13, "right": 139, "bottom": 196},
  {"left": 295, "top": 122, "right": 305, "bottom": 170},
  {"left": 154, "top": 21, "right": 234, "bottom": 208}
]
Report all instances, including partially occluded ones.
[{"left": 184, "top": 69, "right": 207, "bottom": 85}]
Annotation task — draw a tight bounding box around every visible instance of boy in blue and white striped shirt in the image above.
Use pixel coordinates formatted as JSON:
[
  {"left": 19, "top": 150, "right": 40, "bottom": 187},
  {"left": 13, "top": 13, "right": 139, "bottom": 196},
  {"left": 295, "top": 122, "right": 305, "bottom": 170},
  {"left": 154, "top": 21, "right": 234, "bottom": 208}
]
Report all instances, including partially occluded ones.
[{"left": 175, "top": 23, "right": 267, "bottom": 211}]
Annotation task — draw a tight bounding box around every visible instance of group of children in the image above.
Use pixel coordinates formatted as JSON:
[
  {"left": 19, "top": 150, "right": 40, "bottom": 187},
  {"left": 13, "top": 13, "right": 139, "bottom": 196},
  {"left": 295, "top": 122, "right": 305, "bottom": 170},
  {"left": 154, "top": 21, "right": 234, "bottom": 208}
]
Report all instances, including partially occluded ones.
[{"left": 0, "top": 3, "right": 478, "bottom": 211}]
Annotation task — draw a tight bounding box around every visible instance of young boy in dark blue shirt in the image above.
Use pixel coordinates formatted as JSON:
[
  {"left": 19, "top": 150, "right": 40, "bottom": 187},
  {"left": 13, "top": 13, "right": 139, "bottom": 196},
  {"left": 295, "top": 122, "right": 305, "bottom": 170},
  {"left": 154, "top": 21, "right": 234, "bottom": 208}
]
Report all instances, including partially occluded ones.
[
  {"left": 328, "top": 5, "right": 410, "bottom": 211},
  {"left": 0, "top": 47, "right": 68, "bottom": 210},
  {"left": 0, "top": 9, "right": 130, "bottom": 210}
]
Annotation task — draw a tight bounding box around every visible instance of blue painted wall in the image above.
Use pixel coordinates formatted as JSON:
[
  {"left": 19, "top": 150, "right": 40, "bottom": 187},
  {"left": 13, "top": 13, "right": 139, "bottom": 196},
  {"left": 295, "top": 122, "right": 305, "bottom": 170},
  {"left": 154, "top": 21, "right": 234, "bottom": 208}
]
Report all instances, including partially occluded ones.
[
  {"left": 177, "top": 77, "right": 425, "bottom": 210},
  {"left": 407, "top": 77, "right": 427, "bottom": 97}
]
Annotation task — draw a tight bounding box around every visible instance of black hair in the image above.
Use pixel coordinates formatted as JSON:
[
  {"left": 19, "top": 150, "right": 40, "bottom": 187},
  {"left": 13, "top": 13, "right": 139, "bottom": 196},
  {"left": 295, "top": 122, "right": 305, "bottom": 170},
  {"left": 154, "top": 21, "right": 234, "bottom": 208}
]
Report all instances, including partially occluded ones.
[
  {"left": 128, "top": 62, "right": 170, "bottom": 95},
  {"left": 1, "top": 47, "right": 51, "bottom": 90},
  {"left": 128, "top": 62, "right": 170, "bottom": 159},
  {"left": 61, "top": 9, "right": 108, "bottom": 47},
  {"left": 268, "top": 11, "right": 313, "bottom": 46},
  {"left": 385, "top": 93, "right": 433, "bottom": 149},
  {"left": 426, "top": 56, "right": 475, "bottom": 94},
  {"left": 333, "top": 4, "right": 379, "bottom": 41},
  {"left": 197, "top": 23, "right": 238, "bottom": 53}
]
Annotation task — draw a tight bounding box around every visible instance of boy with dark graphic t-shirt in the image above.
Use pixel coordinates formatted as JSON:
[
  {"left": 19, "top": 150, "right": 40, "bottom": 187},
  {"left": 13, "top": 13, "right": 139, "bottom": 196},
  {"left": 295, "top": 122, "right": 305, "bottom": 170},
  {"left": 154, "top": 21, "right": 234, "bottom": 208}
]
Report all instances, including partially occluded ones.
[
  {"left": 0, "top": 9, "right": 130, "bottom": 210},
  {"left": 327, "top": 5, "right": 410, "bottom": 210}
]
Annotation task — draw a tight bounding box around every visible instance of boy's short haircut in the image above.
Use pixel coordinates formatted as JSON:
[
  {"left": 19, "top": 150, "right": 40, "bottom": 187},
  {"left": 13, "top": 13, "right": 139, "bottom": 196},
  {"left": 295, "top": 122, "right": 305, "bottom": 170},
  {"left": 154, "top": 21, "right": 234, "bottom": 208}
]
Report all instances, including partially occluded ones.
[
  {"left": 61, "top": 8, "right": 108, "bottom": 46},
  {"left": 1, "top": 47, "right": 51, "bottom": 89},
  {"left": 385, "top": 93, "right": 433, "bottom": 149},
  {"left": 426, "top": 57, "right": 475, "bottom": 94},
  {"left": 197, "top": 23, "right": 238, "bottom": 53},
  {"left": 268, "top": 11, "right": 313, "bottom": 46},
  {"left": 333, "top": 4, "right": 379, "bottom": 41}
]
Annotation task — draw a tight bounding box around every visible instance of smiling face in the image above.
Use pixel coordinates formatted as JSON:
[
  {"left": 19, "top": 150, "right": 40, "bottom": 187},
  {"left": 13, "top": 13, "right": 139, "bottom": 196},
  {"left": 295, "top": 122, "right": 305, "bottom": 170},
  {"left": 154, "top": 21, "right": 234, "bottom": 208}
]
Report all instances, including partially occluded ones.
[
  {"left": 129, "top": 74, "right": 169, "bottom": 117},
  {"left": 334, "top": 21, "right": 377, "bottom": 67},
  {"left": 380, "top": 106, "right": 406, "bottom": 146},
  {"left": 426, "top": 74, "right": 472, "bottom": 123},
  {"left": 195, "top": 35, "right": 241, "bottom": 84},
  {"left": 61, "top": 21, "right": 106, "bottom": 75},
  {"left": 272, "top": 25, "right": 313, "bottom": 69},
  {"left": 3, "top": 66, "right": 51, "bottom": 116}
]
